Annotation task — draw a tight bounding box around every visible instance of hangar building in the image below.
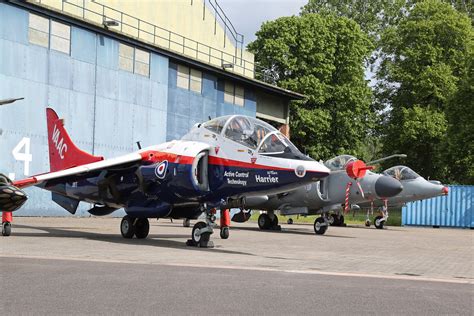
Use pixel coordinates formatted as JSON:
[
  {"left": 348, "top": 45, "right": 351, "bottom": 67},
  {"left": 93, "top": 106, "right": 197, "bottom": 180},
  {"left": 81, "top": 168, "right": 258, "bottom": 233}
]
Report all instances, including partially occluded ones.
[{"left": 0, "top": 0, "right": 302, "bottom": 215}]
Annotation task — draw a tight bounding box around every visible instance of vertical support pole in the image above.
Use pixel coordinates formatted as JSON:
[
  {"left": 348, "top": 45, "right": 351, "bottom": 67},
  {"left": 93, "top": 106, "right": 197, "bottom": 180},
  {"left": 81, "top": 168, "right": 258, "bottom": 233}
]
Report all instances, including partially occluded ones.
[
  {"left": 2, "top": 212, "right": 12, "bottom": 224},
  {"left": 344, "top": 182, "right": 352, "bottom": 213}
]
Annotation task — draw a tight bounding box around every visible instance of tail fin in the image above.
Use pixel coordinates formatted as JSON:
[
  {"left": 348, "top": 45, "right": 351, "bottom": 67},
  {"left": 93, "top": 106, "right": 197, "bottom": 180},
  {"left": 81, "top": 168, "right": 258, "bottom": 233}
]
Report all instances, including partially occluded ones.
[{"left": 46, "top": 108, "right": 103, "bottom": 172}]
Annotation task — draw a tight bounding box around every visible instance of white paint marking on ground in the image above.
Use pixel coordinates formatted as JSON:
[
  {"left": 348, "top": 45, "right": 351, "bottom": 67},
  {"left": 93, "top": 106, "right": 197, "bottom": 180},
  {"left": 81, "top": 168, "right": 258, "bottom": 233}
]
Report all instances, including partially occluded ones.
[{"left": 1, "top": 254, "right": 472, "bottom": 285}]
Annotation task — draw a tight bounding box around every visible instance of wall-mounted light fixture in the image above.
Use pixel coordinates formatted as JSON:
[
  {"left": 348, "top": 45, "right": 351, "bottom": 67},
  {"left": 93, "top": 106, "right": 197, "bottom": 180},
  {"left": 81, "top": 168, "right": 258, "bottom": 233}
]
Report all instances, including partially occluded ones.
[{"left": 103, "top": 20, "right": 119, "bottom": 28}]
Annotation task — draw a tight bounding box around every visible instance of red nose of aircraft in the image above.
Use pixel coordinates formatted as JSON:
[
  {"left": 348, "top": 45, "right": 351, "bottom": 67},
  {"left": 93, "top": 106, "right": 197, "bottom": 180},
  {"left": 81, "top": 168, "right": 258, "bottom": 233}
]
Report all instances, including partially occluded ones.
[
  {"left": 441, "top": 186, "right": 449, "bottom": 195},
  {"left": 374, "top": 175, "right": 403, "bottom": 198}
]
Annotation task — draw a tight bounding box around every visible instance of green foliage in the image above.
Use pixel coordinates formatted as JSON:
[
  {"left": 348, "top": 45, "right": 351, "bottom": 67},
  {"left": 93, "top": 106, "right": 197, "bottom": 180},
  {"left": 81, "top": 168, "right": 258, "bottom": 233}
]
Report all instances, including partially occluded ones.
[
  {"left": 301, "top": 0, "right": 408, "bottom": 42},
  {"left": 248, "top": 14, "right": 374, "bottom": 160},
  {"left": 377, "top": 0, "right": 473, "bottom": 182},
  {"left": 444, "top": 51, "right": 474, "bottom": 183}
]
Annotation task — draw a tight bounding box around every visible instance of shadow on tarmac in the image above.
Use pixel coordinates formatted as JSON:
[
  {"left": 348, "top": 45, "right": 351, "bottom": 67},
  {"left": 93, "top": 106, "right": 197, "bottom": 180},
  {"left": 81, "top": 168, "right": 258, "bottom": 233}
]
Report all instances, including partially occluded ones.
[
  {"left": 232, "top": 225, "right": 355, "bottom": 238},
  {"left": 11, "top": 224, "right": 257, "bottom": 257}
]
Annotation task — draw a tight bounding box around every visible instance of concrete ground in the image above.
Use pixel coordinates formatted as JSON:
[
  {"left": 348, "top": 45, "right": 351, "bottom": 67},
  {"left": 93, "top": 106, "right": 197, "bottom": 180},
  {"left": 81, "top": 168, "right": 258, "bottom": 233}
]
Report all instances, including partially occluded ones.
[{"left": 1, "top": 217, "right": 473, "bottom": 315}]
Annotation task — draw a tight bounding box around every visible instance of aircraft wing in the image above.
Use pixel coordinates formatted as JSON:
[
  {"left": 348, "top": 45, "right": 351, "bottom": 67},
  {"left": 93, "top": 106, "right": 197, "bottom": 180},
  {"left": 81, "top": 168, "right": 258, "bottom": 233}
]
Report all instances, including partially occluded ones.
[{"left": 13, "top": 151, "right": 146, "bottom": 189}]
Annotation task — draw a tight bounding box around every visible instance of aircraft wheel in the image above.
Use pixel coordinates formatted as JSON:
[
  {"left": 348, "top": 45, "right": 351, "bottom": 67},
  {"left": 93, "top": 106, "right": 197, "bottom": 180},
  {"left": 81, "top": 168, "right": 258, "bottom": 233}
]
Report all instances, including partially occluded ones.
[
  {"left": 339, "top": 215, "right": 345, "bottom": 226},
  {"left": 134, "top": 218, "right": 150, "bottom": 239},
  {"left": 192, "top": 221, "right": 210, "bottom": 245},
  {"left": 121, "top": 215, "right": 136, "bottom": 239},
  {"left": 330, "top": 214, "right": 339, "bottom": 226},
  {"left": 2, "top": 222, "right": 11, "bottom": 236},
  {"left": 287, "top": 218, "right": 293, "bottom": 225},
  {"left": 314, "top": 217, "right": 328, "bottom": 235},
  {"left": 220, "top": 227, "right": 229, "bottom": 239},
  {"left": 270, "top": 214, "right": 279, "bottom": 227},
  {"left": 257, "top": 213, "right": 272, "bottom": 230},
  {"left": 374, "top": 215, "right": 385, "bottom": 229},
  {"left": 365, "top": 219, "right": 371, "bottom": 227},
  {"left": 183, "top": 218, "right": 191, "bottom": 227}
]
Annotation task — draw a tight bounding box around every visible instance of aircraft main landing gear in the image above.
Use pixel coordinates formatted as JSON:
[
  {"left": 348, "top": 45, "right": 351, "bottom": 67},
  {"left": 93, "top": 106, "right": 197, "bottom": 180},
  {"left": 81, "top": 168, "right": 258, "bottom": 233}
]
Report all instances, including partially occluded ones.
[
  {"left": 120, "top": 216, "right": 150, "bottom": 239},
  {"left": 257, "top": 212, "right": 280, "bottom": 230},
  {"left": 313, "top": 215, "right": 329, "bottom": 235},
  {"left": 330, "top": 214, "right": 345, "bottom": 226},
  {"left": 374, "top": 215, "right": 385, "bottom": 229},
  {"left": 187, "top": 206, "right": 214, "bottom": 248}
]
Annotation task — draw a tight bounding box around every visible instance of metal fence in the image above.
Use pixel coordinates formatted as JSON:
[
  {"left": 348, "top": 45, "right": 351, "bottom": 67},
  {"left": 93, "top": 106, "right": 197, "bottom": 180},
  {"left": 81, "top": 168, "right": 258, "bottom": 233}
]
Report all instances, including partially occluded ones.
[
  {"left": 402, "top": 185, "right": 473, "bottom": 228},
  {"left": 28, "top": 0, "right": 264, "bottom": 79}
]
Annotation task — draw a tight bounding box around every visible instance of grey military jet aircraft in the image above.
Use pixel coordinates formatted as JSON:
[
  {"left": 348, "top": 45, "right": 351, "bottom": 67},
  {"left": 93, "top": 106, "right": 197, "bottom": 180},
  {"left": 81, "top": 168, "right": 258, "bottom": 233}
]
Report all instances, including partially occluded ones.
[
  {"left": 232, "top": 155, "right": 403, "bottom": 235},
  {"left": 357, "top": 165, "right": 449, "bottom": 228}
]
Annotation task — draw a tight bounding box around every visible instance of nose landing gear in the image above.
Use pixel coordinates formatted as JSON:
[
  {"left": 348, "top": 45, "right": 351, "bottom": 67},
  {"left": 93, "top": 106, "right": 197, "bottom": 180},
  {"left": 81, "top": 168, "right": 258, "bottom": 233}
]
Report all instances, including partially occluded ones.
[
  {"left": 187, "top": 206, "right": 215, "bottom": 248},
  {"left": 314, "top": 214, "right": 329, "bottom": 235}
]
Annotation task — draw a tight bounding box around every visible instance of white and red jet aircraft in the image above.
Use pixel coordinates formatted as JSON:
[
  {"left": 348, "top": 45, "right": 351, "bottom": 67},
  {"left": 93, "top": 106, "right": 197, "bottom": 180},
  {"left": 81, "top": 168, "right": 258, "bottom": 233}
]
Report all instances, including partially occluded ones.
[{"left": 1, "top": 108, "right": 330, "bottom": 247}]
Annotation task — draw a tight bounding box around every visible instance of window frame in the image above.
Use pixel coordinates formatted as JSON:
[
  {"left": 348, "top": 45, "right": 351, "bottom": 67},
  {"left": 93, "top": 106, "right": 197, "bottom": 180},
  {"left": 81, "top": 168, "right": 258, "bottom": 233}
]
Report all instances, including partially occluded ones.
[
  {"left": 118, "top": 43, "right": 150, "bottom": 77},
  {"left": 28, "top": 13, "right": 71, "bottom": 55},
  {"left": 176, "top": 64, "right": 202, "bottom": 94},
  {"left": 224, "top": 81, "right": 245, "bottom": 106}
]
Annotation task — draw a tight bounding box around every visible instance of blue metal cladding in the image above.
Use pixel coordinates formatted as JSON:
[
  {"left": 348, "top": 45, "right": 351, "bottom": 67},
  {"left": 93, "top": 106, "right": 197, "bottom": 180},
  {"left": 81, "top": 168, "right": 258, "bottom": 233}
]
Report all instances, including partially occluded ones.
[
  {"left": 166, "top": 62, "right": 257, "bottom": 141},
  {"left": 0, "top": 3, "right": 167, "bottom": 216},
  {"left": 402, "top": 185, "right": 474, "bottom": 228}
]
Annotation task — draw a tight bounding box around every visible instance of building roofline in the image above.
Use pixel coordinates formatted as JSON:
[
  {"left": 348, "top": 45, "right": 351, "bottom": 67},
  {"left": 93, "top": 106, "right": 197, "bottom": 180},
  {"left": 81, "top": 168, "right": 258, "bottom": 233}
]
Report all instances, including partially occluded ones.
[{"left": 6, "top": 0, "right": 305, "bottom": 100}]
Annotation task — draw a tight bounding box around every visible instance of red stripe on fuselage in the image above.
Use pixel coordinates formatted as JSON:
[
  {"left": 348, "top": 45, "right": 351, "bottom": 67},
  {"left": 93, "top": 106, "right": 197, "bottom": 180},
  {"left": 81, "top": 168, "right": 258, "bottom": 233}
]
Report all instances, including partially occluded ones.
[{"left": 141, "top": 150, "right": 326, "bottom": 174}]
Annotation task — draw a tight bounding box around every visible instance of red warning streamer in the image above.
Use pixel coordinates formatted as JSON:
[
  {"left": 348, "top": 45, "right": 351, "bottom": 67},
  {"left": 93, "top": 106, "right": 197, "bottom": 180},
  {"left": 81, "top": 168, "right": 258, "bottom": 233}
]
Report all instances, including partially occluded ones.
[{"left": 344, "top": 182, "right": 352, "bottom": 213}]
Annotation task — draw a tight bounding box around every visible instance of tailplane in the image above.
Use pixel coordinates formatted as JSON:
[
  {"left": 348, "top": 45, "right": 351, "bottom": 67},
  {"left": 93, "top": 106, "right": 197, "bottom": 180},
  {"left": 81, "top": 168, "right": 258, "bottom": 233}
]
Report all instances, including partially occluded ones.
[{"left": 46, "top": 108, "right": 103, "bottom": 172}]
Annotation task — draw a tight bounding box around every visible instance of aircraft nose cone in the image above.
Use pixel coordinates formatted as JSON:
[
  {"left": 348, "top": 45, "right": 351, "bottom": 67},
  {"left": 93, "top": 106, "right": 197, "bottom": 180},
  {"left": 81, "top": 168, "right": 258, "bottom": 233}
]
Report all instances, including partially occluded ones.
[
  {"left": 0, "top": 185, "right": 28, "bottom": 212},
  {"left": 375, "top": 176, "right": 403, "bottom": 198},
  {"left": 442, "top": 186, "right": 449, "bottom": 195}
]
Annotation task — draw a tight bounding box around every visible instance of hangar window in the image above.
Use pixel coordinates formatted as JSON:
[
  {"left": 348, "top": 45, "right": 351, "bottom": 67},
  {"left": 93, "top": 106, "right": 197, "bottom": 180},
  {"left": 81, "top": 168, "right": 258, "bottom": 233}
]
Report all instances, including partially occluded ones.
[
  {"left": 50, "top": 21, "right": 71, "bottom": 54},
  {"left": 29, "top": 14, "right": 71, "bottom": 54},
  {"left": 29, "top": 14, "right": 49, "bottom": 48},
  {"left": 224, "top": 82, "right": 244, "bottom": 106},
  {"left": 119, "top": 43, "right": 150, "bottom": 77},
  {"left": 177, "top": 65, "right": 202, "bottom": 93}
]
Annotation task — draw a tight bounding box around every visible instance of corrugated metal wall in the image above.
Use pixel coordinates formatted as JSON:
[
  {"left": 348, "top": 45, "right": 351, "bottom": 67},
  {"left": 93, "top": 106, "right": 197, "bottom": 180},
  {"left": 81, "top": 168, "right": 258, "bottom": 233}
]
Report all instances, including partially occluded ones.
[
  {"left": 0, "top": 3, "right": 257, "bottom": 216},
  {"left": 402, "top": 185, "right": 473, "bottom": 228}
]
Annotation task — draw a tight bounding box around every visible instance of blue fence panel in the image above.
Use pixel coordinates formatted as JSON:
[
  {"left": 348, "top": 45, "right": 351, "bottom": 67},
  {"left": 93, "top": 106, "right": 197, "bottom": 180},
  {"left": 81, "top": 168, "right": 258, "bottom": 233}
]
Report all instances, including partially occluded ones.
[{"left": 402, "top": 185, "right": 473, "bottom": 228}]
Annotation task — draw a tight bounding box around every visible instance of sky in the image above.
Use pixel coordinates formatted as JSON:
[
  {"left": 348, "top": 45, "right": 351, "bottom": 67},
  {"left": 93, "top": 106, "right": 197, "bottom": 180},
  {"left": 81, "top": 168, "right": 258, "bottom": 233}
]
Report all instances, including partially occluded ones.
[{"left": 218, "top": 0, "right": 308, "bottom": 46}]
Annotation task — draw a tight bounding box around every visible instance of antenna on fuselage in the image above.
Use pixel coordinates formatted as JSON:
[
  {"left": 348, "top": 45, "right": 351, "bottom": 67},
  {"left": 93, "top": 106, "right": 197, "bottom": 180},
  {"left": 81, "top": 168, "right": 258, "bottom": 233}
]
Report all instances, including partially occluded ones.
[{"left": 136, "top": 141, "right": 142, "bottom": 150}]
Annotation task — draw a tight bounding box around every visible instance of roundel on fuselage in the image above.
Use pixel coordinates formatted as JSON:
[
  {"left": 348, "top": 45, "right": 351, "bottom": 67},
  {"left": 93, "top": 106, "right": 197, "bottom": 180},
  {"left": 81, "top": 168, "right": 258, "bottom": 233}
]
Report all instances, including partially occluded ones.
[{"left": 155, "top": 160, "right": 169, "bottom": 179}]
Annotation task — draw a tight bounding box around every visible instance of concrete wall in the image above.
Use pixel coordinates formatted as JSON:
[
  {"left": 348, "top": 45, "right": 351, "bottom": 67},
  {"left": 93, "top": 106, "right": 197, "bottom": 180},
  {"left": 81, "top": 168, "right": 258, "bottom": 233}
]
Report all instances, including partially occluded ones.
[{"left": 34, "top": 0, "right": 255, "bottom": 77}]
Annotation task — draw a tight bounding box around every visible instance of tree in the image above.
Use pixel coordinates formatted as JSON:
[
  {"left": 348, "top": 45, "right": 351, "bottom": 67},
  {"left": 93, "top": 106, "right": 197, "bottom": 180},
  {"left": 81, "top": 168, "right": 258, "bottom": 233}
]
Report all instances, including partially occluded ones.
[
  {"left": 377, "top": 0, "right": 473, "bottom": 181},
  {"left": 301, "top": 0, "right": 409, "bottom": 42},
  {"left": 248, "top": 14, "right": 374, "bottom": 160}
]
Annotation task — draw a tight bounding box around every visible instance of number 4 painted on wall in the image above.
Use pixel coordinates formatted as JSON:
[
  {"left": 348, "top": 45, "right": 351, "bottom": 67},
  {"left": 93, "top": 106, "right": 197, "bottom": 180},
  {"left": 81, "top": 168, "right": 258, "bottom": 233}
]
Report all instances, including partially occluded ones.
[{"left": 12, "top": 137, "right": 32, "bottom": 176}]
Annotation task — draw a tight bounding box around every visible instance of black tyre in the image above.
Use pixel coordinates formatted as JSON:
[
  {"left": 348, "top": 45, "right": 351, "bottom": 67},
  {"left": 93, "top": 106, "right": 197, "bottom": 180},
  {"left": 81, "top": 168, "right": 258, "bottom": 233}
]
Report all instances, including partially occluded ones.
[
  {"left": 339, "top": 215, "right": 345, "bottom": 226},
  {"left": 135, "top": 218, "right": 150, "bottom": 239},
  {"left": 365, "top": 220, "right": 371, "bottom": 227},
  {"left": 270, "top": 214, "right": 279, "bottom": 227},
  {"left": 287, "top": 218, "right": 293, "bottom": 225},
  {"left": 2, "top": 222, "right": 11, "bottom": 236},
  {"left": 192, "top": 221, "right": 210, "bottom": 244},
  {"left": 374, "top": 215, "right": 385, "bottom": 229},
  {"left": 257, "top": 213, "right": 271, "bottom": 230},
  {"left": 330, "top": 214, "right": 340, "bottom": 226},
  {"left": 314, "top": 217, "right": 328, "bottom": 235},
  {"left": 121, "top": 215, "right": 136, "bottom": 239},
  {"left": 220, "top": 227, "right": 229, "bottom": 239}
]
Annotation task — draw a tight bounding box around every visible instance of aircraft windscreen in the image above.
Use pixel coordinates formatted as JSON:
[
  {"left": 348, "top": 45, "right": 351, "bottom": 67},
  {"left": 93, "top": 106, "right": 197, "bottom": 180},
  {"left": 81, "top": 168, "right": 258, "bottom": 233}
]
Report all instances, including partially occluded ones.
[
  {"left": 224, "top": 116, "right": 275, "bottom": 149},
  {"left": 324, "top": 155, "right": 357, "bottom": 171},
  {"left": 202, "top": 116, "right": 230, "bottom": 134},
  {"left": 383, "top": 166, "right": 421, "bottom": 180}
]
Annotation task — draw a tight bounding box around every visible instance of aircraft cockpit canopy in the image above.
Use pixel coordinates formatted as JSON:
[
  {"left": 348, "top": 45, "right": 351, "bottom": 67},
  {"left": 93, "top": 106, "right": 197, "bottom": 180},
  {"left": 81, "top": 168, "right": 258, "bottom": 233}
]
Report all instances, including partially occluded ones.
[
  {"left": 383, "top": 166, "right": 421, "bottom": 181},
  {"left": 324, "top": 155, "right": 358, "bottom": 171},
  {"left": 202, "top": 115, "right": 312, "bottom": 160}
]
